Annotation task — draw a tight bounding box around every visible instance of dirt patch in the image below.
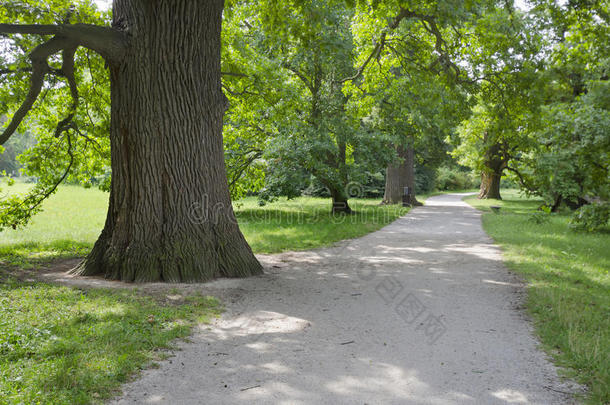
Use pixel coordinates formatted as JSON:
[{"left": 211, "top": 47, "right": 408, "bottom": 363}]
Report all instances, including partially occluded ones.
[{"left": 2, "top": 258, "right": 211, "bottom": 305}]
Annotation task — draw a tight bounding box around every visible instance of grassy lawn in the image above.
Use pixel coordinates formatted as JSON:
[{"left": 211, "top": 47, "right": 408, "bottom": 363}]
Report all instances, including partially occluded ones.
[
  {"left": 465, "top": 190, "right": 609, "bottom": 404},
  {"left": 0, "top": 183, "right": 108, "bottom": 268},
  {"left": 0, "top": 182, "right": 410, "bottom": 262},
  {"left": 0, "top": 181, "right": 411, "bottom": 404},
  {"left": 235, "top": 196, "right": 409, "bottom": 253},
  {"left": 0, "top": 274, "right": 220, "bottom": 404}
]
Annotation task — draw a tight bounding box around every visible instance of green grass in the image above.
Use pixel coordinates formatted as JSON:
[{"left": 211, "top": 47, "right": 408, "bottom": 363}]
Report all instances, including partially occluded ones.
[
  {"left": 235, "top": 196, "right": 410, "bottom": 252},
  {"left": 0, "top": 183, "right": 108, "bottom": 246},
  {"left": 465, "top": 190, "right": 610, "bottom": 404},
  {"left": 0, "top": 182, "right": 411, "bottom": 262},
  {"left": 0, "top": 183, "right": 107, "bottom": 267},
  {"left": 0, "top": 274, "right": 221, "bottom": 404}
]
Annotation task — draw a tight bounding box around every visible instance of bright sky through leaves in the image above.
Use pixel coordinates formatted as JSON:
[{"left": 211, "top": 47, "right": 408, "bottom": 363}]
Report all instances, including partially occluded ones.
[
  {"left": 94, "top": 0, "right": 110, "bottom": 11},
  {"left": 92, "top": 0, "right": 533, "bottom": 12}
]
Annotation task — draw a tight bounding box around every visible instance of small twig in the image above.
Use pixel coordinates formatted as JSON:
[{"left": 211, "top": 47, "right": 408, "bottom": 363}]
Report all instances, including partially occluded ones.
[
  {"left": 542, "top": 386, "right": 574, "bottom": 396},
  {"left": 240, "top": 385, "right": 261, "bottom": 392},
  {"left": 340, "top": 340, "right": 355, "bottom": 345},
  {"left": 0, "top": 67, "right": 33, "bottom": 75}
]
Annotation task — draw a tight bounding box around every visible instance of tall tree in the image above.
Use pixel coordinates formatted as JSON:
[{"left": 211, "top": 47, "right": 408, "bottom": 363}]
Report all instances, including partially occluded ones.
[
  {"left": 251, "top": 1, "right": 392, "bottom": 214},
  {"left": 0, "top": 0, "right": 262, "bottom": 281},
  {"left": 364, "top": 73, "right": 467, "bottom": 205},
  {"left": 513, "top": 0, "right": 610, "bottom": 210},
  {"left": 221, "top": 3, "right": 291, "bottom": 200},
  {"left": 233, "top": 0, "right": 495, "bottom": 212},
  {"left": 451, "top": 6, "right": 545, "bottom": 199},
  {"left": 347, "top": 6, "right": 474, "bottom": 205}
]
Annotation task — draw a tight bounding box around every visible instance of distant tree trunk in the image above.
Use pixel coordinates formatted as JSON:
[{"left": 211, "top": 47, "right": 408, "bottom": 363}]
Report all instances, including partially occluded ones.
[
  {"left": 73, "top": 0, "right": 262, "bottom": 282},
  {"left": 564, "top": 196, "right": 588, "bottom": 210},
  {"left": 548, "top": 194, "right": 587, "bottom": 211},
  {"left": 550, "top": 195, "right": 562, "bottom": 212},
  {"left": 325, "top": 133, "right": 353, "bottom": 214},
  {"left": 382, "top": 143, "right": 422, "bottom": 206},
  {"left": 330, "top": 187, "right": 352, "bottom": 214},
  {"left": 478, "top": 141, "right": 504, "bottom": 200},
  {"left": 479, "top": 170, "right": 502, "bottom": 199}
]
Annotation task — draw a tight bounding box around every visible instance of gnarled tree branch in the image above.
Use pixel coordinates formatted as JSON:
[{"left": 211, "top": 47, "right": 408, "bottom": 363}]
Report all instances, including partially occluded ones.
[
  {"left": 0, "top": 36, "right": 71, "bottom": 145},
  {"left": 54, "top": 46, "right": 79, "bottom": 137},
  {"left": 0, "top": 23, "right": 126, "bottom": 145},
  {"left": 0, "top": 23, "right": 127, "bottom": 61},
  {"left": 338, "top": 8, "right": 426, "bottom": 83}
]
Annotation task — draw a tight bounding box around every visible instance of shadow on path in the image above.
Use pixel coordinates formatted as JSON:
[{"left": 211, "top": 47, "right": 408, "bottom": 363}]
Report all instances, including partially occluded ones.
[{"left": 111, "top": 193, "right": 581, "bottom": 405}]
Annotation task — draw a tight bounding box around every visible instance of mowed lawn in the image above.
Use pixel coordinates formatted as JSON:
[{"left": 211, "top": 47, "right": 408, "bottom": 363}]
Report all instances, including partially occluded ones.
[
  {"left": 0, "top": 183, "right": 107, "bottom": 266},
  {"left": 0, "top": 280, "right": 221, "bottom": 404},
  {"left": 0, "top": 182, "right": 409, "bottom": 263},
  {"left": 465, "top": 190, "right": 610, "bottom": 404},
  {"left": 235, "top": 196, "right": 409, "bottom": 252}
]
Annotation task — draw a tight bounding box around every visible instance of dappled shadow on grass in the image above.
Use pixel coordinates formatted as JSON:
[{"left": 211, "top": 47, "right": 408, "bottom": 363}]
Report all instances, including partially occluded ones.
[
  {"left": 506, "top": 252, "right": 609, "bottom": 402},
  {"left": 0, "top": 278, "right": 220, "bottom": 404},
  {"left": 0, "top": 240, "right": 91, "bottom": 269},
  {"left": 464, "top": 198, "right": 542, "bottom": 216},
  {"left": 0, "top": 198, "right": 409, "bottom": 267}
]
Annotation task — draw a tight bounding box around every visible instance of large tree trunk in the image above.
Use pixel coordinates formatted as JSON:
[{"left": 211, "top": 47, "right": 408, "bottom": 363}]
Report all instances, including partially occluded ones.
[
  {"left": 478, "top": 141, "right": 504, "bottom": 200},
  {"left": 330, "top": 187, "right": 352, "bottom": 214},
  {"left": 478, "top": 170, "right": 502, "bottom": 199},
  {"left": 382, "top": 144, "right": 421, "bottom": 206},
  {"left": 73, "top": 0, "right": 262, "bottom": 282}
]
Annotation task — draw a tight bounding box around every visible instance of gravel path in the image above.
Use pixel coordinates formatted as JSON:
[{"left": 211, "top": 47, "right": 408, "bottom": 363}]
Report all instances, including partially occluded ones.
[{"left": 112, "top": 193, "right": 579, "bottom": 404}]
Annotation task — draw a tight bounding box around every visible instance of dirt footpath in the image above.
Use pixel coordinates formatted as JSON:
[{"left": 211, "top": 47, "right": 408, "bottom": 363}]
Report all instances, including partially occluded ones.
[{"left": 111, "top": 193, "right": 580, "bottom": 404}]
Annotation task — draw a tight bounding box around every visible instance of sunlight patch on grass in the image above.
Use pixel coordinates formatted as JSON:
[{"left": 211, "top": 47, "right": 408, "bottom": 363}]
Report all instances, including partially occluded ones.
[
  {"left": 0, "top": 183, "right": 412, "bottom": 261},
  {"left": 0, "top": 278, "right": 221, "bottom": 404}
]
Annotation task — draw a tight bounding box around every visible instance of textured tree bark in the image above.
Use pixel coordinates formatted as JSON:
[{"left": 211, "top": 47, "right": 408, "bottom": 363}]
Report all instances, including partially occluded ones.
[
  {"left": 73, "top": 0, "right": 262, "bottom": 282},
  {"left": 382, "top": 144, "right": 421, "bottom": 206},
  {"left": 478, "top": 170, "right": 502, "bottom": 199},
  {"left": 478, "top": 141, "right": 504, "bottom": 200}
]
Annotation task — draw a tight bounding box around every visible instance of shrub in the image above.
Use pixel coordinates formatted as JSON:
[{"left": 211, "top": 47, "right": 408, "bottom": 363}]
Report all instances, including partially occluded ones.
[
  {"left": 570, "top": 203, "right": 610, "bottom": 232},
  {"left": 415, "top": 164, "right": 436, "bottom": 194},
  {"left": 528, "top": 205, "right": 552, "bottom": 224},
  {"left": 435, "top": 166, "right": 478, "bottom": 191}
]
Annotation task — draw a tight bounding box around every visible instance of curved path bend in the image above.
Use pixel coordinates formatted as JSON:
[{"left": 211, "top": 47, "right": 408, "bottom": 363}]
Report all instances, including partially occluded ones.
[{"left": 114, "top": 193, "right": 579, "bottom": 405}]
